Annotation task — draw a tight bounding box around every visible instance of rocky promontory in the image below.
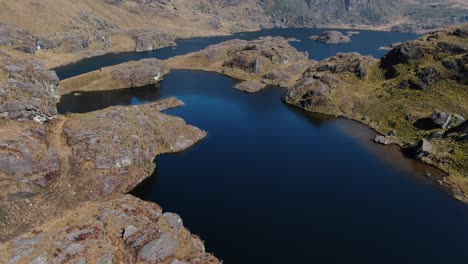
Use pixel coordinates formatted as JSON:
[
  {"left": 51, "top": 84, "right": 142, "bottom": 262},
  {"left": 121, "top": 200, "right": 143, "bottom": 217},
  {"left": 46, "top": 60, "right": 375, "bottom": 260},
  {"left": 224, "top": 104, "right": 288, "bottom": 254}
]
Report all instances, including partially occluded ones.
[
  {"left": 285, "top": 25, "right": 468, "bottom": 202},
  {"left": 58, "top": 58, "right": 169, "bottom": 94},
  {"left": 0, "top": 54, "right": 219, "bottom": 262},
  {"left": 167, "top": 36, "right": 313, "bottom": 92}
]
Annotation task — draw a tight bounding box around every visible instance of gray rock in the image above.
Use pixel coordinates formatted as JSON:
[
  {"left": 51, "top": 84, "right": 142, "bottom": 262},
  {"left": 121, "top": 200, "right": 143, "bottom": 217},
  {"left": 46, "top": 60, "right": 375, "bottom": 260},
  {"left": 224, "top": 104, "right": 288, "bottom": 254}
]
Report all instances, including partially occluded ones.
[
  {"left": 233, "top": 81, "right": 266, "bottom": 93},
  {"left": 405, "top": 139, "right": 433, "bottom": 159},
  {"left": 0, "top": 58, "right": 59, "bottom": 121},
  {"left": 430, "top": 111, "right": 452, "bottom": 129},
  {"left": 30, "top": 253, "right": 48, "bottom": 264},
  {"left": 138, "top": 232, "right": 179, "bottom": 262},
  {"left": 162, "top": 213, "right": 184, "bottom": 234},
  {"left": 96, "top": 254, "right": 113, "bottom": 264},
  {"left": 374, "top": 135, "right": 391, "bottom": 145},
  {"left": 122, "top": 226, "right": 138, "bottom": 240}
]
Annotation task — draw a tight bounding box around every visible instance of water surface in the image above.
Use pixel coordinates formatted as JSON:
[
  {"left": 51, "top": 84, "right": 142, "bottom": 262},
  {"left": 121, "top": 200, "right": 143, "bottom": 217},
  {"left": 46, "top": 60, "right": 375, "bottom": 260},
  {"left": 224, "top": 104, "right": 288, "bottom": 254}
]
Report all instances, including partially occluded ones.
[
  {"left": 55, "top": 28, "right": 417, "bottom": 80},
  {"left": 56, "top": 29, "right": 468, "bottom": 264}
]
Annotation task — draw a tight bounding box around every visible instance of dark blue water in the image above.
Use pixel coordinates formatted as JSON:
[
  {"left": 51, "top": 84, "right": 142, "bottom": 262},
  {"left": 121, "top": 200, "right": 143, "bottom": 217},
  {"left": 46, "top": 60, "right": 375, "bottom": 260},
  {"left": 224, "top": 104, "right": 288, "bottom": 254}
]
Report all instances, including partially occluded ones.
[
  {"left": 56, "top": 29, "right": 468, "bottom": 263},
  {"left": 55, "top": 28, "right": 417, "bottom": 80}
]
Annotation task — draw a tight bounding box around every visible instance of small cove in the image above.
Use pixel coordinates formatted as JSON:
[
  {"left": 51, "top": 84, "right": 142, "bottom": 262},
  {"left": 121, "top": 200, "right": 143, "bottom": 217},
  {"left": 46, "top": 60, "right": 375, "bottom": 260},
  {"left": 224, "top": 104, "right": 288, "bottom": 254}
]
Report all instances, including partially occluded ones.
[{"left": 56, "top": 29, "right": 468, "bottom": 263}]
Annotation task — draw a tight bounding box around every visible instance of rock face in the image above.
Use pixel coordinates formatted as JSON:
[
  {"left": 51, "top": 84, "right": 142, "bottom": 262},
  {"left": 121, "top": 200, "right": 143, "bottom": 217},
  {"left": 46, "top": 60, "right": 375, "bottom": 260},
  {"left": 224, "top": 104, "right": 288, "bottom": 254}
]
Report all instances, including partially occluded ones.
[
  {"left": 0, "top": 195, "right": 219, "bottom": 264},
  {"left": 312, "top": 31, "right": 351, "bottom": 44},
  {"left": 0, "top": 58, "right": 59, "bottom": 121}
]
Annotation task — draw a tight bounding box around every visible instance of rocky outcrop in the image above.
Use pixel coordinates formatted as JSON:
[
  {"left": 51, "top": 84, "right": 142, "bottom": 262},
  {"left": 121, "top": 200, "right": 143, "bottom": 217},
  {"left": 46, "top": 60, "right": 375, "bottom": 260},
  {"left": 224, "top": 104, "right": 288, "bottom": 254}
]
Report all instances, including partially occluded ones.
[
  {"left": 58, "top": 58, "right": 169, "bottom": 94},
  {"left": 0, "top": 23, "right": 54, "bottom": 54},
  {"left": 311, "top": 31, "right": 351, "bottom": 44},
  {"left": 0, "top": 120, "right": 60, "bottom": 202},
  {"left": 110, "top": 59, "right": 169, "bottom": 88},
  {"left": 314, "top": 52, "right": 375, "bottom": 78},
  {"left": 0, "top": 98, "right": 206, "bottom": 242},
  {"left": 63, "top": 98, "right": 206, "bottom": 200},
  {"left": 0, "top": 58, "right": 59, "bottom": 121},
  {"left": 0, "top": 195, "right": 219, "bottom": 264},
  {"left": 167, "top": 36, "right": 311, "bottom": 89},
  {"left": 124, "top": 29, "right": 176, "bottom": 52},
  {"left": 284, "top": 52, "right": 376, "bottom": 109}
]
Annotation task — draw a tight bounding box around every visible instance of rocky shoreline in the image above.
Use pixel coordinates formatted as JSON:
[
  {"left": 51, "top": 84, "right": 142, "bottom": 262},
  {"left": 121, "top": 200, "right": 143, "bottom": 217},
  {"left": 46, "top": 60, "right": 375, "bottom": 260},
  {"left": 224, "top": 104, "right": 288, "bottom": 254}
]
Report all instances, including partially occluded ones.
[
  {"left": 0, "top": 55, "right": 219, "bottom": 262},
  {"left": 1, "top": 18, "right": 467, "bottom": 263},
  {"left": 59, "top": 24, "right": 468, "bottom": 204}
]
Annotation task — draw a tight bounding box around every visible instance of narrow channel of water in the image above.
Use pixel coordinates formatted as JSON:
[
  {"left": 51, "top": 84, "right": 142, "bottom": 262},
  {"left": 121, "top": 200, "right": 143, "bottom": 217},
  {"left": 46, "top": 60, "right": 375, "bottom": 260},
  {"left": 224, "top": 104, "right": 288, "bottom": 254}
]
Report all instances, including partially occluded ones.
[
  {"left": 56, "top": 29, "right": 468, "bottom": 263},
  {"left": 55, "top": 28, "right": 417, "bottom": 80}
]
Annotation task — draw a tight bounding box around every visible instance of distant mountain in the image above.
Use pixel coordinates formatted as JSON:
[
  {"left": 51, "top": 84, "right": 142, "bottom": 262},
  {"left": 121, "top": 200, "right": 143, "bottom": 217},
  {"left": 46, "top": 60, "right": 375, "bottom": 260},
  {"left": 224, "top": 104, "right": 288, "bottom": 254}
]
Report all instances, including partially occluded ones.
[{"left": 264, "top": 0, "right": 468, "bottom": 31}]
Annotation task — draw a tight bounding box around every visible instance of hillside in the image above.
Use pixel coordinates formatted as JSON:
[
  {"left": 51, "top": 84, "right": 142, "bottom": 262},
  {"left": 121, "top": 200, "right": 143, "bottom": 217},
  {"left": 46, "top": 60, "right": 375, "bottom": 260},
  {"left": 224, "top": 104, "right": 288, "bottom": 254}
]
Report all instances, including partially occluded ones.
[{"left": 0, "top": 0, "right": 467, "bottom": 68}]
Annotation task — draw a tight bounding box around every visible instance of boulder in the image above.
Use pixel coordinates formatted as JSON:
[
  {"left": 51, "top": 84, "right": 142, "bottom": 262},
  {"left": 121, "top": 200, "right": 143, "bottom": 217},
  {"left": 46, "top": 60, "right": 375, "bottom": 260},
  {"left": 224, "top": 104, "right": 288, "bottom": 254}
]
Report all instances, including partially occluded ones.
[
  {"left": 404, "top": 139, "right": 433, "bottom": 159},
  {"left": 430, "top": 111, "right": 465, "bottom": 129},
  {"left": 430, "top": 111, "right": 452, "bottom": 128},
  {"left": 234, "top": 80, "right": 266, "bottom": 93},
  {"left": 374, "top": 135, "right": 391, "bottom": 145}
]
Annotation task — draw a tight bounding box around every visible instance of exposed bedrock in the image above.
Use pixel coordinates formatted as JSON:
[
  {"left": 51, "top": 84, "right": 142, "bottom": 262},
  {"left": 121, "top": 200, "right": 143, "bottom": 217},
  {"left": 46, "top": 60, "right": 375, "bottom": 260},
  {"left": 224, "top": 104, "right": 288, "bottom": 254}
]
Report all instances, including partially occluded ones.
[
  {"left": 0, "top": 195, "right": 219, "bottom": 264},
  {"left": 0, "top": 58, "right": 59, "bottom": 121},
  {"left": 0, "top": 98, "right": 206, "bottom": 242}
]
